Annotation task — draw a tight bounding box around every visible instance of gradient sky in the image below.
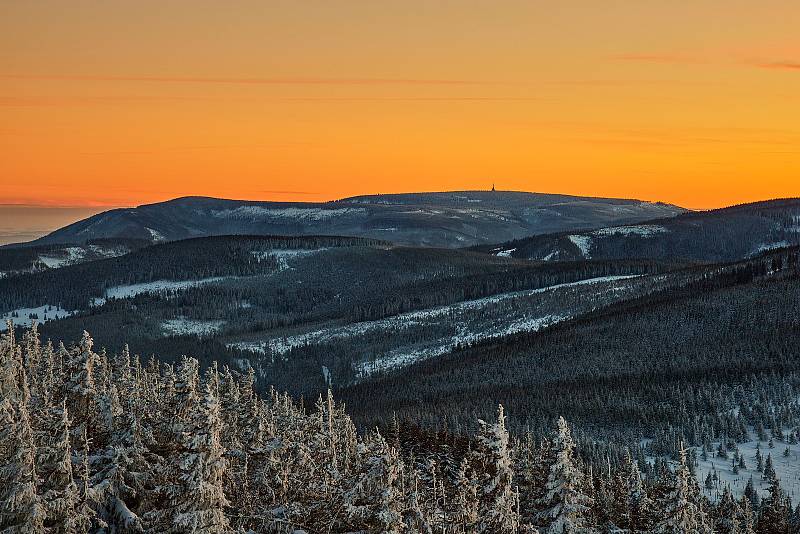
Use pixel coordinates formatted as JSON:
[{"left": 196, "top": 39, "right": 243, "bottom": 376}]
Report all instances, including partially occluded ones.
[{"left": 2, "top": 1, "right": 800, "bottom": 212}]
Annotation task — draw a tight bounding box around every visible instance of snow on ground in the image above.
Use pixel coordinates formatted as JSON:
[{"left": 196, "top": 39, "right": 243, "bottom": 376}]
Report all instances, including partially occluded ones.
[
  {"left": 593, "top": 225, "right": 668, "bottom": 238},
  {"left": 87, "top": 244, "right": 130, "bottom": 258},
  {"left": 568, "top": 235, "right": 592, "bottom": 258},
  {"left": 355, "top": 314, "right": 563, "bottom": 377},
  {"left": 1, "top": 305, "right": 76, "bottom": 330},
  {"left": 691, "top": 435, "right": 800, "bottom": 504},
  {"left": 146, "top": 227, "right": 166, "bottom": 242},
  {"left": 161, "top": 318, "right": 225, "bottom": 337},
  {"left": 541, "top": 251, "right": 559, "bottom": 261},
  {"left": 496, "top": 248, "right": 516, "bottom": 257},
  {"left": 38, "top": 246, "right": 86, "bottom": 268},
  {"left": 251, "top": 248, "right": 327, "bottom": 270},
  {"left": 229, "top": 275, "right": 637, "bottom": 377},
  {"left": 213, "top": 206, "right": 365, "bottom": 221},
  {"left": 95, "top": 277, "right": 229, "bottom": 305},
  {"left": 751, "top": 241, "right": 792, "bottom": 256}
]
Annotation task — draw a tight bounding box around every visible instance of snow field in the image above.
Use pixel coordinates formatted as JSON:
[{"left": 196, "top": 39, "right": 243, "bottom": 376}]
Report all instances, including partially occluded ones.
[{"left": 0, "top": 305, "right": 76, "bottom": 330}]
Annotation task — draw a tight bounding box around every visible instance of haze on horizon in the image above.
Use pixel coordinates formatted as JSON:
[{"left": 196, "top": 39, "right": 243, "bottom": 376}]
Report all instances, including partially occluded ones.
[{"left": 2, "top": 1, "right": 800, "bottom": 212}]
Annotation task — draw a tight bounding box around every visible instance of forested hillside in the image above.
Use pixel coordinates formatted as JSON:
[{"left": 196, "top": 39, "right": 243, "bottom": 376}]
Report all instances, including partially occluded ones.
[
  {"left": 1, "top": 234, "right": 679, "bottom": 395},
  {"left": 2, "top": 327, "right": 794, "bottom": 533},
  {"left": 22, "top": 192, "right": 685, "bottom": 249},
  {"left": 341, "top": 248, "right": 800, "bottom": 451},
  {"left": 0, "top": 239, "right": 149, "bottom": 279},
  {"left": 480, "top": 198, "right": 800, "bottom": 264}
]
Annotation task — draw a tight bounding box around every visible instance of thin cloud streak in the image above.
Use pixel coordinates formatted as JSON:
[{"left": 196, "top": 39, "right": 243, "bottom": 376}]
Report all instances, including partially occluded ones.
[
  {"left": 0, "top": 74, "right": 485, "bottom": 85},
  {"left": 755, "top": 61, "right": 800, "bottom": 71},
  {"left": 610, "top": 54, "right": 707, "bottom": 64}
]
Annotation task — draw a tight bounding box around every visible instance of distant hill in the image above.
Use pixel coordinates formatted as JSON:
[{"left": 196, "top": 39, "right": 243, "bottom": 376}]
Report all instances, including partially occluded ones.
[
  {"left": 478, "top": 198, "right": 800, "bottom": 263},
  {"left": 17, "top": 191, "right": 686, "bottom": 249}
]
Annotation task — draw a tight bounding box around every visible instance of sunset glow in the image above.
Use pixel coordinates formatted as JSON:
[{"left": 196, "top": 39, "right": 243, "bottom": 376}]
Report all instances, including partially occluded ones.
[{"left": 2, "top": 1, "right": 800, "bottom": 209}]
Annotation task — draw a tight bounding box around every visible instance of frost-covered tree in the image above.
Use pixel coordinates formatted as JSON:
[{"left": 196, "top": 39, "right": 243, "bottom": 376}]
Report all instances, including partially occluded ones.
[
  {"left": 652, "top": 446, "right": 712, "bottom": 534},
  {"left": 165, "top": 361, "right": 231, "bottom": 533},
  {"left": 758, "top": 474, "right": 790, "bottom": 534},
  {"left": 345, "top": 429, "right": 405, "bottom": 533},
  {"left": 0, "top": 386, "right": 46, "bottom": 533},
  {"left": 536, "top": 416, "right": 595, "bottom": 533},
  {"left": 474, "top": 405, "right": 521, "bottom": 533},
  {"left": 452, "top": 457, "right": 480, "bottom": 530},
  {"left": 714, "top": 485, "right": 743, "bottom": 534}
]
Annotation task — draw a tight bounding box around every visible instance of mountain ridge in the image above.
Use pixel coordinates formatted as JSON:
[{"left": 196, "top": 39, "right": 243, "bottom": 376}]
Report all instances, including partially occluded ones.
[{"left": 13, "top": 190, "right": 687, "bottom": 249}]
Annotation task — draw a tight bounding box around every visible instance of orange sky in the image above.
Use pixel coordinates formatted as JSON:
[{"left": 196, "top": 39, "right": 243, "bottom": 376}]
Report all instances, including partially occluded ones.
[{"left": 2, "top": 1, "right": 800, "bottom": 210}]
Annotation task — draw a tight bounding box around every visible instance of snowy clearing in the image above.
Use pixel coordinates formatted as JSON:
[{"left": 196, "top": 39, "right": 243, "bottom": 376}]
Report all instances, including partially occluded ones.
[
  {"left": 568, "top": 235, "right": 592, "bottom": 258},
  {"left": 751, "top": 241, "right": 792, "bottom": 256},
  {"left": 146, "top": 227, "right": 166, "bottom": 242},
  {"left": 354, "top": 314, "right": 563, "bottom": 377},
  {"left": 251, "top": 248, "right": 327, "bottom": 270},
  {"left": 38, "top": 246, "right": 86, "bottom": 268},
  {"left": 161, "top": 318, "right": 225, "bottom": 337},
  {"left": 1, "top": 305, "right": 76, "bottom": 331},
  {"left": 95, "top": 277, "right": 230, "bottom": 305},
  {"left": 593, "top": 225, "right": 668, "bottom": 238},
  {"left": 690, "top": 435, "right": 800, "bottom": 504},
  {"left": 496, "top": 248, "right": 516, "bottom": 258},
  {"left": 228, "top": 275, "right": 637, "bottom": 377}
]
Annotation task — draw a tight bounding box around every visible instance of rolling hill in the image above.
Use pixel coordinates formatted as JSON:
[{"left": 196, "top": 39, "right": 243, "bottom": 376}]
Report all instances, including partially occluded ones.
[
  {"left": 18, "top": 191, "right": 685, "bottom": 249},
  {"left": 480, "top": 198, "right": 800, "bottom": 263}
]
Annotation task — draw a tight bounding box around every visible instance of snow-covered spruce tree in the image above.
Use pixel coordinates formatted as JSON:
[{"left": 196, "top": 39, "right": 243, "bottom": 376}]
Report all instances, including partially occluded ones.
[
  {"left": 623, "top": 451, "right": 654, "bottom": 533},
  {"left": 740, "top": 498, "right": 756, "bottom": 534},
  {"left": 714, "top": 485, "right": 744, "bottom": 534},
  {"left": 34, "top": 401, "right": 91, "bottom": 533},
  {"left": 452, "top": 457, "right": 480, "bottom": 530},
  {"left": 758, "top": 473, "right": 790, "bottom": 534},
  {"left": 0, "top": 378, "right": 46, "bottom": 533},
  {"left": 652, "top": 446, "right": 712, "bottom": 534},
  {"left": 516, "top": 432, "right": 550, "bottom": 527},
  {"left": 177, "top": 362, "right": 230, "bottom": 532},
  {"left": 61, "top": 331, "right": 110, "bottom": 449},
  {"left": 473, "top": 404, "right": 521, "bottom": 533},
  {"left": 404, "top": 465, "right": 433, "bottom": 534},
  {"left": 536, "top": 416, "right": 595, "bottom": 533},
  {"left": 90, "top": 391, "right": 152, "bottom": 532},
  {"left": 344, "top": 429, "right": 405, "bottom": 533}
]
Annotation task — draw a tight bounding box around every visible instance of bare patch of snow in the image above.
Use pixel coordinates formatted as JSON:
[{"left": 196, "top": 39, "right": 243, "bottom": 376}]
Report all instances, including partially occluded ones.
[
  {"left": 1, "top": 305, "right": 76, "bottom": 330},
  {"left": 39, "top": 246, "right": 87, "bottom": 268},
  {"left": 541, "top": 251, "right": 559, "bottom": 261},
  {"left": 161, "top": 318, "right": 225, "bottom": 337},
  {"left": 568, "top": 235, "right": 592, "bottom": 258},
  {"left": 496, "top": 248, "right": 516, "bottom": 258},
  {"left": 593, "top": 225, "right": 668, "bottom": 238},
  {"left": 251, "top": 248, "right": 327, "bottom": 270},
  {"left": 145, "top": 227, "right": 166, "bottom": 242},
  {"left": 97, "top": 277, "right": 229, "bottom": 305},
  {"left": 228, "top": 275, "right": 637, "bottom": 375},
  {"left": 750, "top": 241, "right": 791, "bottom": 256},
  {"left": 690, "top": 434, "right": 800, "bottom": 503}
]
